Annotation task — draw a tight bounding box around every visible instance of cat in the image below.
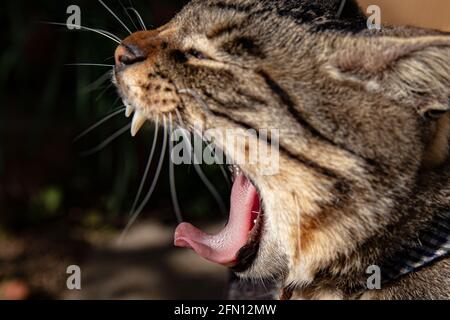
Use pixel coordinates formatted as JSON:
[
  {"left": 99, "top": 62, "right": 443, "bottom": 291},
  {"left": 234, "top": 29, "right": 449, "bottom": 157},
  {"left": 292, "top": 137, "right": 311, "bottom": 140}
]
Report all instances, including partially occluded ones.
[{"left": 113, "top": 0, "right": 450, "bottom": 299}]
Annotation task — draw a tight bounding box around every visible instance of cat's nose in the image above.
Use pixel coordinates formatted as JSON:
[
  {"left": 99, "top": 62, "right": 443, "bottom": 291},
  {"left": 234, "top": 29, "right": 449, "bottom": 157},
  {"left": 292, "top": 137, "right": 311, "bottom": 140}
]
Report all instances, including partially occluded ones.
[
  {"left": 114, "top": 44, "right": 147, "bottom": 70},
  {"left": 114, "top": 30, "right": 167, "bottom": 71}
]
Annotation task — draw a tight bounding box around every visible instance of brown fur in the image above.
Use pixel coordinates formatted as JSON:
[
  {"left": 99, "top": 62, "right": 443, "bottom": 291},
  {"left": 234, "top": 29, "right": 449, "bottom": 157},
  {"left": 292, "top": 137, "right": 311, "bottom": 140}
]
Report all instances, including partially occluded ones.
[{"left": 113, "top": 0, "right": 450, "bottom": 299}]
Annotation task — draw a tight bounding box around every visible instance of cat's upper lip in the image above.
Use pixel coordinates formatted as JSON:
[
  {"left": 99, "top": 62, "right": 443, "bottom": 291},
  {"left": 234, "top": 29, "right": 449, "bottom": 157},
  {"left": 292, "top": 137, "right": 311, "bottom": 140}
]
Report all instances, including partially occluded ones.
[
  {"left": 115, "top": 81, "right": 146, "bottom": 137},
  {"left": 174, "top": 168, "right": 262, "bottom": 267}
]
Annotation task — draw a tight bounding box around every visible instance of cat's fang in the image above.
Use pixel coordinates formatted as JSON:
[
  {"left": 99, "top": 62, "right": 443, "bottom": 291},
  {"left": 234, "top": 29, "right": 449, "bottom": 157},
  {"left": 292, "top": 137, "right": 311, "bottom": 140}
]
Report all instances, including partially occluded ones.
[
  {"left": 125, "top": 104, "right": 134, "bottom": 118},
  {"left": 131, "top": 112, "right": 146, "bottom": 137}
]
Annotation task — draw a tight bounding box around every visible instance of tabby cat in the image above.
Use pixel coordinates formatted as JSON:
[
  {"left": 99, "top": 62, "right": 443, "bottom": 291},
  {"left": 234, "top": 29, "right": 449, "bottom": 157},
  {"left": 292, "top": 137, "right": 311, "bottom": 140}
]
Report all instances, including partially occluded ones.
[{"left": 113, "top": 0, "right": 450, "bottom": 299}]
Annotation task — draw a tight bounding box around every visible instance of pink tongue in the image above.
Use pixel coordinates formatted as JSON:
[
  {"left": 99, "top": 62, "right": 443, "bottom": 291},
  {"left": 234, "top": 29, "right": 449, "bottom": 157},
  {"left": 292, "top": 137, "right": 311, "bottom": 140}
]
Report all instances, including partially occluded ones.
[{"left": 174, "top": 174, "right": 260, "bottom": 266}]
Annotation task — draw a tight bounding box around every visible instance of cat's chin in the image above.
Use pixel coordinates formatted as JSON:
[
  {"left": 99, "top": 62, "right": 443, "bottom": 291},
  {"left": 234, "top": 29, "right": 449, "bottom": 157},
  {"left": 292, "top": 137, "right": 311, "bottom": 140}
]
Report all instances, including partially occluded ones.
[{"left": 174, "top": 165, "right": 263, "bottom": 270}]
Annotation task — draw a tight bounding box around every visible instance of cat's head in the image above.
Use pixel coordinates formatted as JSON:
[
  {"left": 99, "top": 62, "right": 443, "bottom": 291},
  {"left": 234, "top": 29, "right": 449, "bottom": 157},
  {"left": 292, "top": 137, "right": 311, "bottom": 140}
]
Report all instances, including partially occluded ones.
[{"left": 113, "top": 0, "right": 450, "bottom": 287}]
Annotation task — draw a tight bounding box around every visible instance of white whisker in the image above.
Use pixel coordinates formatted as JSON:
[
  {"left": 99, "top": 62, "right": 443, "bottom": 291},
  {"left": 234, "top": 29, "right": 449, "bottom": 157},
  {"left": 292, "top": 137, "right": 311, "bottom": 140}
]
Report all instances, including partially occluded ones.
[
  {"left": 336, "top": 0, "right": 347, "bottom": 18},
  {"left": 43, "top": 22, "right": 121, "bottom": 44},
  {"left": 175, "top": 103, "right": 230, "bottom": 187},
  {"left": 128, "top": 117, "right": 159, "bottom": 218},
  {"left": 98, "top": 0, "right": 132, "bottom": 34},
  {"left": 95, "top": 82, "right": 115, "bottom": 101},
  {"left": 179, "top": 127, "right": 227, "bottom": 216},
  {"left": 74, "top": 106, "right": 126, "bottom": 142},
  {"left": 119, "top": 0, "right": 138, "bottom": 31},
  {"left": 82, "top": 71, "right": 113, "bottom": 94},
  {"left": 174, "top": 109, "right": 184, "bottom": 127},
  {"left": 110, "top": 97, "right": 123, "bottom": 110},
  {"left": 192, "top": 128, "right": 231, "bottom": 186},
  {"left": 169, "top": 114, "right": 183, "bottom": 224},
  {"left": 80, "top": 123, "right": 131, "bottom": 157},
  {"left": 178, "top": 89, "right": 213, "bottom": 115},
  {"left": 293, "top": 194, "right": 301, "bottom": 258},
  {"left": 118, "top": 117, "right": 168, "bottom": 243},
  {"left": 66, "top": 63, "right": 114, "bottom": 67},
  {"left": 127, "top": 7, "right": 147, "bottom": 31}
]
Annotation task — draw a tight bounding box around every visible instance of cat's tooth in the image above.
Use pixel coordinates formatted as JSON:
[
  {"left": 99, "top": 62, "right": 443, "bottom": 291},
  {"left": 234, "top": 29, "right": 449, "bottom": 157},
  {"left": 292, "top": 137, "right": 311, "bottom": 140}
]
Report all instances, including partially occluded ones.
[
  {"left": 125, "top": 104, "right": 134, "bottom": 118},
  {"left": 131, "top": 112, "right": 146, "bottom": 137}
]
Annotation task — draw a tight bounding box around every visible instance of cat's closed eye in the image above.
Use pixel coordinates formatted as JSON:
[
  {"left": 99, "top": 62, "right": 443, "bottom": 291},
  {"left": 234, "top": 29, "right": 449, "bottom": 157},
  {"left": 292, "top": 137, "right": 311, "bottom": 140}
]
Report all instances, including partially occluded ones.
[
  {"left": 425, "top": 109, "right": 448, "bottom": 120},
  {"left": 186, "top": 49, "right": 209, "bottom": 60},
  {"left": 170, "top": 49, "right": 209, "bottom": 64}
]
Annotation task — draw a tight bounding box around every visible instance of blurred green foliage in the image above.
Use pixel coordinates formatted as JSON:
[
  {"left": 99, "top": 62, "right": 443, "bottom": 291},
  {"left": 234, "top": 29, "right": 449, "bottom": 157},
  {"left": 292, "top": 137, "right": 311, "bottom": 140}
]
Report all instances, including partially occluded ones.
[
  {"left": 32, "top": 187, "right": 63, "bottom": 217},
  {"left": 1, "top": 0, "right": 229, "bottom": 229}
]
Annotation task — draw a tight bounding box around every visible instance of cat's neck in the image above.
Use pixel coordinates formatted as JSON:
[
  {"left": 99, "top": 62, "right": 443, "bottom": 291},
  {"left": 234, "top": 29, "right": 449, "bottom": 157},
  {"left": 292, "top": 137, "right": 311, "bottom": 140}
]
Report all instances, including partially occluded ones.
[{"left": 300, "top": 159, "right": 450, "bottom": 298}]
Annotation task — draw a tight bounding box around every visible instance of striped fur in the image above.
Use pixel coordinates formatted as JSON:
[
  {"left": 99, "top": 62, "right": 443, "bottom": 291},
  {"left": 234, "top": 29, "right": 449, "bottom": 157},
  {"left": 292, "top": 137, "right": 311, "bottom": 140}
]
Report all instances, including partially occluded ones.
[{"left": 114, "top": 0, "right": 450, "bottom": 299}]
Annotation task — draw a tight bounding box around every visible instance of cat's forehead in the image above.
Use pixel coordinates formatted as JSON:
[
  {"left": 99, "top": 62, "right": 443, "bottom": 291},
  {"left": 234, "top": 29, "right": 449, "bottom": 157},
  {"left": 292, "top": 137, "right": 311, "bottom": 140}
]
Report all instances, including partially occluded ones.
[
  {"left": 174, "top": 0, "right": 257, "bottom": 33},
  {"left": 169, "top": 0, "right": 262, "bottom": 49},
  {"left": 172, "top": 0, "right": 365, "bottom": 38}
]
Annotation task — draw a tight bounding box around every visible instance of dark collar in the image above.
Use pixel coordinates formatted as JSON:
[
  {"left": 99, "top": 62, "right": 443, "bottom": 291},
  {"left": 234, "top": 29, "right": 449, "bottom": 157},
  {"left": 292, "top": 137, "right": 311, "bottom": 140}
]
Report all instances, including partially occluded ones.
[{"left": 380, "top": 213, "right": 450, "bottom": 285}]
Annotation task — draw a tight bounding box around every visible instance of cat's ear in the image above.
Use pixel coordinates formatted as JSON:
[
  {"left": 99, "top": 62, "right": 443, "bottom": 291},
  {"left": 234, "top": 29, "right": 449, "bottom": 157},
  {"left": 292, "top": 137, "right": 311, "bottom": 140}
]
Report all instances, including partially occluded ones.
[{"left": 325, "top": 34, "right": 450, "bottom": 117}]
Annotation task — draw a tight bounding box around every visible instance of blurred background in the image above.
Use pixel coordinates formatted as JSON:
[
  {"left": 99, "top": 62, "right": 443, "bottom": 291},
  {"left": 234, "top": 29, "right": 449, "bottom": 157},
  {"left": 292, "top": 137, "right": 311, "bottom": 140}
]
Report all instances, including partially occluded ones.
[
  {"left": 0, "top": 0, "right": 449, "bottom": 300},
  {"left": 0, "top": 0, "right": 232, "bottom": 300}
]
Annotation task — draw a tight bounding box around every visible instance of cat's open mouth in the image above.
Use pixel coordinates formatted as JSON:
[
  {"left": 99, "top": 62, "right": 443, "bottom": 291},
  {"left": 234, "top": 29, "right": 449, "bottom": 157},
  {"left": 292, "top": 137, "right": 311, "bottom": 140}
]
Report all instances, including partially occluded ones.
[{"left": 174, "top": 165, "right": 263, "bottom": 269}]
